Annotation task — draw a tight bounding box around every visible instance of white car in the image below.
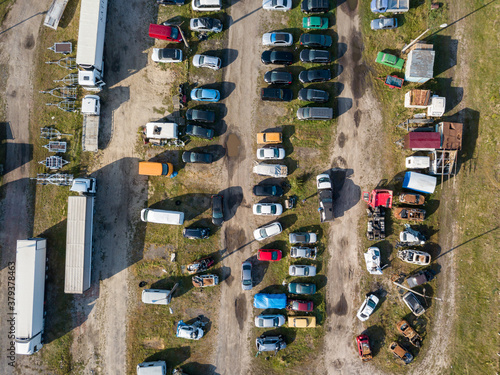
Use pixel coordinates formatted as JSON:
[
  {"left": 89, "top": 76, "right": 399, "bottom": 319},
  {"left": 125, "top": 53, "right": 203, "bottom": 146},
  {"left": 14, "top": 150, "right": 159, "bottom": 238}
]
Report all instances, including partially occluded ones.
[
  {"left": 176, "top": 320, "right": 204, "bottom": 340},
  {"left": 316, "top": 173, "right": 332, "bottom": 189},
  {"left": 290, "top": 246, "right": 317, "bottom": 259},
  {"left": 262, "top": 0, "right": 291, "bottom": 11},
  {"left": 364, "top": 247, "right": 383, "bottom": 275},
  {"left": 189, "top": 17, "right": 223, "bottom": 32},
  {"left": 152, "top": 48, "right": 183, "bottom": 63},
  {"left": 192, "top": 54, "right": 221, "bottom": 70},
  {"left": 256, "top": 146, "right": 286, "bottom": 160},
  {"left": 289, "top": 265, "right": 316, "bottom": 277},
  {"left": 262, "top": 32, "right": 293, "bottom": 46},
  {"left": 252, "top": 203, "right": 283, "bottom": 216},
  {"left": 356, "top": 294, "right": 379, "bottom": 322},
  {"left": 254, "top": 314, "right": 286, "bottom": 328},
  {"left": 253, "top": 222, "right": 282, "bottom": 241}
]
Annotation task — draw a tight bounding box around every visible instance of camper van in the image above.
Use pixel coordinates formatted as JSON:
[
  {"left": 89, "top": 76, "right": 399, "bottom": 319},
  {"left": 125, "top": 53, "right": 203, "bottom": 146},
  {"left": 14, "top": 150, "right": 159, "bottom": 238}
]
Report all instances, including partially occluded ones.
[{"left": 140, "top": 209, "right": 184, "bottom": 225}]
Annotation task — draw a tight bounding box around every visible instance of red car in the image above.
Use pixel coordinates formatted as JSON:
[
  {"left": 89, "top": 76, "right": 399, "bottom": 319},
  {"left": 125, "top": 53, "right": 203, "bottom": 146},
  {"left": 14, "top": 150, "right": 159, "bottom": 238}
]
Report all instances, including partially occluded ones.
[
  {"left": 148, "top": 24, "right": 183, "bottom": 43},
  {"left": 287, "top": 299, "right": 313, "bottom": 312},
  {"left": 356, "top": 334, "right": 373, "bottom": 361},
  {"left": 257, "top": 249, "right": 282, "bottom": 261}
]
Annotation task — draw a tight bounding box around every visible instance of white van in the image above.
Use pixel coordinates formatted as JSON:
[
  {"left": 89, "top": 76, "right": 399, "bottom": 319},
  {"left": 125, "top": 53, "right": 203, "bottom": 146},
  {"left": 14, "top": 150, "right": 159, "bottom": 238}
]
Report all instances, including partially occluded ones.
[
  {"left": 137, "top": 360, "right": 167, "bottom": 375},
  {"left": 140, "top": 209, "right": 185, "bottom": 225},
  {"left": 141, "top": 289, "right": 172, "bottom": 305},
  {"left": 192, "top": 0, "right": 221, "bottom": 11}
]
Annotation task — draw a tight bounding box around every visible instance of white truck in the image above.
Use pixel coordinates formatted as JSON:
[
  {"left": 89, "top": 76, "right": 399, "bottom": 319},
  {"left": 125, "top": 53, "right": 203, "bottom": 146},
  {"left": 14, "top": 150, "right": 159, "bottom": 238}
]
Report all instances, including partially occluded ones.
[
  {"left": 70, "top": 177, "right": 97, "bottom": 195},
  {"left": 14, "top": 238, "right": 47, "bottom": 355},
  {"left": 253, "top": 163, "right": 288, "bottom": 178},
  {"left": 76, "top": 0, "right": 107, "bottom": 90},
  {"left": 370, "top": 0, "right": 409, "bottom": 13},
  {"left": 81, "top": 95, "right": 100, "bottom": 152}
]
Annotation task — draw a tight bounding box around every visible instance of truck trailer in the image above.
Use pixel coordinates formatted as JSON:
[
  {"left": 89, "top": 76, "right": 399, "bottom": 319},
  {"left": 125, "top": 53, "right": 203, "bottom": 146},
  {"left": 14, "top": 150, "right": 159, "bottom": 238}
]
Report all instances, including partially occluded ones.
[
  {"left": 14, "top": 238, "right": 47, "bottom": 355},
  {"left": 65, "top": 196, "right": 94, "bottom": 294},
  {"left": 81, "top": 95, "right": 100, "bottom": 152},
  {"left": 76, "top": 0, "right": 107, "bottom": 90}
]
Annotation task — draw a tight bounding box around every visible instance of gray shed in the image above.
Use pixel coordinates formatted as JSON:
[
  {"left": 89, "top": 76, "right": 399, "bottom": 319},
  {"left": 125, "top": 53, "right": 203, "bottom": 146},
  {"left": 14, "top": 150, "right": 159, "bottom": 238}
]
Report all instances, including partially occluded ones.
[
  {"left": 65, "top": 196, "right": 94, "bottom": 294},
  {"left": 405, "top": 44, "right": 435, "bottom": 83}
]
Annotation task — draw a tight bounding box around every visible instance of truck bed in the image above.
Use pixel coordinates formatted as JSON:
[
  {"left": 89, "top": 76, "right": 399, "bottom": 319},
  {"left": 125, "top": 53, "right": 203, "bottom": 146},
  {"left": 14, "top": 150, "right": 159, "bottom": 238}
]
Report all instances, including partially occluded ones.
[{"left": 82, "top": 115, "right": 99, "bottom": 152}]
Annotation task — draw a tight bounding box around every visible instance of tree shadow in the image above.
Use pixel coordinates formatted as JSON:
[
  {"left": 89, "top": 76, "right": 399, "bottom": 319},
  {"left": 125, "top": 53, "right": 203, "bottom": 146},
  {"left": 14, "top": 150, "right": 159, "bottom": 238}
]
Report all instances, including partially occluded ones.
[
  {"left": 0, "top": 142, "right": 32, "bottom": 174},
  {"left": 428, "top": 35, "right": 458, "bottom": 77},
  {"left": 277, "top": 213, "right": 298, "bottom": 231},
  {"left": 335, "top": 97, "right": 353, "bottom": 117},
  {"left": 99, "top": 86, "right": 131, "bottom": 149},
  {"left": 181, "top": 362, "right": 219, "bottom": 375},
  {"left": 328, "top": 168, "right": 359, "bottom": 218},
  {"left": 57, "top": 0, "right": 78, "bottom": 29},
  {"left": 150, "top": 274, "right": 194, "bottom": 299},
  {"left": 143, "top": 346, "right": 191, "bottom": 368},
  {"left": 362, "top": 325, "right": 386, "bottom": 357},
  {"left": 247, "top": 255, "right": 269, "bottom": 287},
  {"left": 150, "top": 193, "right": 212, "bottom": 221},
  {"left": 219, "top": 186, "right": 243, "bottom": 222},
  {"left": 183, "top": 144, "right": 226, "bottom": 163}
]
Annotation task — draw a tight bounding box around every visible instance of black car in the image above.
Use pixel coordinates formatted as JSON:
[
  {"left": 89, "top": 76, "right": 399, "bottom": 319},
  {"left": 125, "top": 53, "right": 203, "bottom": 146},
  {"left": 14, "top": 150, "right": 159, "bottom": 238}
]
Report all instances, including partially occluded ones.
[
  {"left": 157, "top": 0, "right": 184, "bottom": 5},
  {"left": 183, "top": 227, "right": 210, "bottom": 239},
  {"left": 298, "top": 88, "right": 329, "bottom": 103},
  {"left": 186, "top": 108, "right": 215, "bottom": 123},
  {"left": 261, "top": 50, "right": 293, "bottom": 65},
  {"left": 253, "top": 184, "right": 284, "bottom": 197},
  {"left": 264, "top": 70, "right": 292, "bottom": 85},
  {"left": 299, "top": 69, "right": 332, "bottom": 83},
  {"left": 182, "top": 151, "right": 213, "bottom": 164},
  {"left": 261, "top": 88, "right": 293, "bottom": 102},
  {"left": 300, "top": 49, "right": 331, "bottom": 63},
  {"left": 211, "top": 194, "right": 224, "bottom": 226},
  {"left": 186, "top": 124, "right": 215, "bottom": 140},
  {"left": 300, "top": 33, "right": 332, "bottom": 48},
  {"left": 301, "top": 0, "right": 329, "bottom": 13}
]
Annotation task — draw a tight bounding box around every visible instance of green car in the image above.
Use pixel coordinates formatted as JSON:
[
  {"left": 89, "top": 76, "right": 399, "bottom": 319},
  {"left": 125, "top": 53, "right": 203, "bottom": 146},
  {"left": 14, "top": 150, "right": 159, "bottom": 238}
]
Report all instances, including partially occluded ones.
[
  {"left": 375, "top": 52, "right": 405, "bottom": 70},
  {"left": 288, "top": 282, "right": 317, "bottom": 295},
  {"left": 302, "top": 16, "right": 329, "bottom": 30}
]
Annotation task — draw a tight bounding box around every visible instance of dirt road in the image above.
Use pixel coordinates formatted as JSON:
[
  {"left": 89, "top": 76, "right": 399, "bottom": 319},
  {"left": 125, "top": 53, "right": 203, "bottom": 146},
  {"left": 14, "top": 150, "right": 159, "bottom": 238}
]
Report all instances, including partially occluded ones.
[
  {"left": 0, "top": 1, "right": 50, "bottom": 373},
  {"left": 322, "top": 2, "right": 385, "bottom": 374},
  {"left": 212, "top": 0, "right": 263, "bottom": 373}
]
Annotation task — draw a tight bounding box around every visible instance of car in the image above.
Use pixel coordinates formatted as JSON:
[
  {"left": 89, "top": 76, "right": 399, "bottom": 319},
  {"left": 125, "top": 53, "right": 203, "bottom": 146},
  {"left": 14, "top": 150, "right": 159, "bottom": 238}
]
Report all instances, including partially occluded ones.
[
  {"left": 157, "top": 0, "right": 184, "bottom": 5},
  {"left": 356, "top": 334, "right": 373, "bottom": 361},
  {"left": 301, "top": 0, "right": 329, "bottom": 13},
  {"left": 149, "top": 24, "right": 183, "bottom": 42},
  {"left": 370, "top": 17, "right": 398, "bottom": 30},
  {"left": 298, "top": 88, "right": 329, "bottom": 103},
  {"left": 256, "top": 146, "right": 286, "bottom": 160},
  {"left": 299, "top": 69, "right": 331, "bottom": 83},
  {"left": 186, "top": 108, "right": 215, "bottom": 123},
  {"left": 375, "top": 52, "right": 405, "bottom": 70},
  {"left": 186, "top": 124, "right": 214, "bottom": 140},
  {"left": 257, "top": 249, "right": 282, "bottom": 261},
  {"left": 288, "top": 282, "right": 316, "bottom": 295},
  {"left": 189, "top": 17, "right": 223, "bottom": 33},
  {"left": 290, "top": 246, "right": 317, "bottom": 259},
  {"left": 262, "top": 0, "right": 291, "bottom": 11},
  {"left": 256, "top": 335, "right": 287, "bottom": 352},
  {"left": 255, "top": 314, "right": 286, "bottom": 328},
  {"left": 262, "top": 32, "right": 293, "bottom": 46},
  {"left": 300, "top": 33, "right": 332, "bottom": 48},
  {"left": 300, "top": 49, "right": 331, "bottom": 63},
  {"left": 316, "top": 173, "right": 332, "bottom": 189},
  {"left": 389, "top": 342, "right": 413, "bottom": 365},
  {"left": 257, "top": 132, "right": 282, "bottom": 144},
  {"left": 182, "top": 151, "right": 213, "bottom": 164},
  {"left": 261, "top": 88, "right": 293, "bottom": 102},
  {"left": 288, "top": 316, "right": 316, "bottom": 328},
  {"left": 192, "top": 54, "right": 222, "bottom": 70},
  {"left": 302, "top": 16, "right": 328, "bottom": 30},
  {"left": 297, "top": 107, "right": 333, "bottom": 120},
  {"left": 264, "top": 70, "right": 292, "bottom": 85},
  {"left": 356, "top": 294, "right": 380, "bottom": 321},
  {"left": 151, "top": 48, "right": 183, "bottom": 63},
  {"left": 190, "top": 88, "right": 220, "bottom": 102},
  {"left": 192, "top": 0, "right": 221, "bottom": 11},
  {"left": 402, "top": 291, "right": 425, "bottom": 316},
  {"left": 183, "top": 227, "right": 210, "bottom": 239},
  {"left": 287, "top": 299, "right": 313, "bottom": 312},
  {"left": 241, "top": 261, "right": 253, "bottom": 290},
  {"left": 253, "top": 222, "right": 283, "bottom": 241},
  {"left": 176, "top": 320, "right": 204, "bottom": 340},
  {"left": 253, "top": 184, "right": 284, "bottom": 197},
  {"left": 261, "top": 50, "right": 293, "bottom": 65},
  {"left": 211, "top": 194, "right": 224, "bottom": 226},
  {"left": 253, "top": 203, "right": 283, "bottom": 216},
  {"left": 289, "top": 232, "right": 317, "bottom": 244},
  {"left": 319, "top": 189, "right": 334, "bottom": 222},
  {"left": 289, "top": 265, "right": 317, "bottom": 277}
]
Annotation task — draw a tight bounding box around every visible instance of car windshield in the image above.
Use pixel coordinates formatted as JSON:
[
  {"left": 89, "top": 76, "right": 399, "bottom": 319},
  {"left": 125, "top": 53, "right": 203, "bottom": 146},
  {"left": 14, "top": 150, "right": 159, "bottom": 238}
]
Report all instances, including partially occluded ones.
[
  {"left": 367, "top": 299, "right": 377, "bottom": 308},
  {"left": 270, "top": 205, "right": 276, "bottom": 214},
  {"left": 170, "top": 27, "right": 179, "bottom": 39},
  {"left": 273, "top": 149, "right": 280, "bottom": 158},
  {"left": 319, "top": 177, "right": 329, "bottom": 183},
  {"left": 195, "top": 90, "right": 203, "bottom": 98},
  {"left": 273, "top": 318, "right": 279, "bottom": 326},
  {"left": 259, "top": 229, "right": 268, "bottom": 238},
  {"left": 243, "top": 279, "right": 252, "bottom": 285},
  {"left": 272, "top": 252, "right": 278, "bottom": 260},
  {"left": 271, "top": 186, "right": 277, "bottom": 194}
]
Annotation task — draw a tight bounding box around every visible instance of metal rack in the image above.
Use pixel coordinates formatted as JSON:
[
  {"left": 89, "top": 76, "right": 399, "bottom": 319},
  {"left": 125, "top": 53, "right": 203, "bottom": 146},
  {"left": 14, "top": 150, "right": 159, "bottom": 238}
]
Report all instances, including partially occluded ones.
[
  {"left": 39, "top": 156, "right": 69, "bottom": 170},
  {"left": 45, "top": 99, "right": 77, "bottom": 112},
  {"left": 40, "top": 86, "right": 77, "bottom": 100},
  {"left": 40, "top": 127, "right": 73, "bottom": 140},
  {"left": 45, "top": 57, "right": 76, "bottom": 70},
  {"left": 34, "top": 173, "right": 73, "bottom": 186}
]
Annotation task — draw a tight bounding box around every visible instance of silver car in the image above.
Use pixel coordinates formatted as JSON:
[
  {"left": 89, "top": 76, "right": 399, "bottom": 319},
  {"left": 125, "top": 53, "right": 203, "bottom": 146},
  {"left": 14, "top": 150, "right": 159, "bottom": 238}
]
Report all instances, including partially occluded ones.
[
  {"left": 241, "top": 261, "right": 253, "bottom": 290},
  {"left": 290, "top": 246, "right": 317, "bottom": 259},
  {"left": 152, "top": 48, "right": 183, "bottom": 63},
  {"left": 189, "top": 17, "right": 223, "bottom": 32},
  {"left": 289, "top": 265, "right": 317, "bottom": 277},
  {"left": 254, "top": 314, "right": 286, "bottom": 328},
  {"left": 262, "top": 32, "right": 293, "bottom": 46},
  {"left": 193, "top": 54, "right": 222, "bottom": 70},
  {"left": 370, "top": 17, "right": 398, "bottom": 30},
  {"left": 262, "top": 0, "right": 291, "bottom": 11}
]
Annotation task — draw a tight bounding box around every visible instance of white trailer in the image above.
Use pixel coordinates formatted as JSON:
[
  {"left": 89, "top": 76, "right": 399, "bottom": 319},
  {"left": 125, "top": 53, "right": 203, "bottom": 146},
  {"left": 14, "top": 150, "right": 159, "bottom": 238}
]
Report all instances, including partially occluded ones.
[
  {"left": 81, "top": 95, "right": 100, "bottom": 152},
  {"left": 253, "top": 163, "right": 288, "bottom": 178},
  {"left": 76, "top": 0, "right": 107, "bottom": 90},
  {"left": 65, "top": 196, "right": 94, "bottom": 294},
  {"left": 14, "top": 238, "right": 47, "bottom": 355}
]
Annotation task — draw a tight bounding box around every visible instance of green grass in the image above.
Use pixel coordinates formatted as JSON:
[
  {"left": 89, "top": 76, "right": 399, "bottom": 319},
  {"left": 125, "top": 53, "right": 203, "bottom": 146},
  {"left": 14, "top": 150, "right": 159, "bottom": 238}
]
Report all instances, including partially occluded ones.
[{"left": 0, "top": 0, "right": 13, "bottom": 26}]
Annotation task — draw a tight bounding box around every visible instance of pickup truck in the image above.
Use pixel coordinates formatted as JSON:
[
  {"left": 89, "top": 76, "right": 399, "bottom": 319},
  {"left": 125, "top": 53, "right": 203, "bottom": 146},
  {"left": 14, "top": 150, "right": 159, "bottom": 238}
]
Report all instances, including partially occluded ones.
[
  {"left": 253, "top": 162, "right": 288, "bottom": 178},
  {"left": 370, "top": 0, "right": 409, "bottom": 13},
  {"left": 192, "top": 274, "right": 219, "bottom": 287}
]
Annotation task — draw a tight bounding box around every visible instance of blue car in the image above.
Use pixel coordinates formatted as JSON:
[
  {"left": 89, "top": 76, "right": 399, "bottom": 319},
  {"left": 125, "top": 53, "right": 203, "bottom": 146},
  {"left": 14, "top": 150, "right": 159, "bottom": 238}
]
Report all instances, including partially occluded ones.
[{"left": 191, "top": 88, "right": 220, "bottom": 102}]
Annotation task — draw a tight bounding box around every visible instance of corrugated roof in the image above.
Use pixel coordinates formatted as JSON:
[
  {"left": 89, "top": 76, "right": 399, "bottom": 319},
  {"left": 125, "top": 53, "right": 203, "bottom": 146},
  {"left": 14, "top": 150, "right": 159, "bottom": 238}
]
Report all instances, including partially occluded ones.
[
  {"left": 65, "top": 196, "right": 93, "bottom": 294},
  {"left": 14, "top": 239, "right": 46, "bottom": 339},
  {"left": 408, "top": 90, "right": 431, "bottom": 106},
  {"left": 439, "top": 122, "right": 463, "bottom": 150},
  {"left": 405, "top": 49, "right": 435, "bottom": 80},
  {"left": 76, "top": 0, "right": 107, "bottom": 69},
  {"left": 404, "top": 132, "right": 441, "bottom": 150}
]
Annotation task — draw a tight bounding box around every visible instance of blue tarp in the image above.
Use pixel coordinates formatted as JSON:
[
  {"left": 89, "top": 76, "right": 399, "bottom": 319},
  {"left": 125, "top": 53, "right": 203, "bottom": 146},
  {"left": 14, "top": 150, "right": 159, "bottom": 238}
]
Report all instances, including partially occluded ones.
[
  {"left": 253, "top": 293, "right": 287, "bottom": 309},
  {"left": 403, "top": 172, "right": 437, "bottom": 194}
]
